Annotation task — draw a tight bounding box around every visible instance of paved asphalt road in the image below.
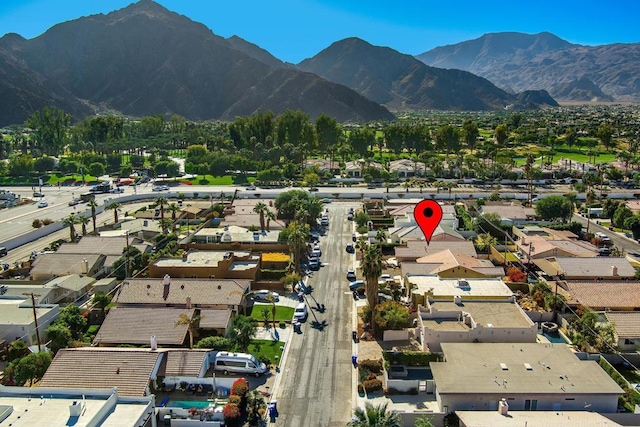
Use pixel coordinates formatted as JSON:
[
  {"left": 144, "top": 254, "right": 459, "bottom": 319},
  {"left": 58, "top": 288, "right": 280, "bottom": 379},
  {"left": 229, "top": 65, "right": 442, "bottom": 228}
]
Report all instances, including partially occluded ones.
[
  {"left": 273, "top": 202, "right": 359, "bottom": 426},
  {"left": 572, "top": 213, "right": 640, "bottom": 256}
]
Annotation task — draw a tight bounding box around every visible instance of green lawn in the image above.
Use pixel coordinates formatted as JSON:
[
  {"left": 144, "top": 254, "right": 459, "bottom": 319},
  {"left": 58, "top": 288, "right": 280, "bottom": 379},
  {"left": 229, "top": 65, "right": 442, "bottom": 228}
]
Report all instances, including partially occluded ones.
[
  {"left": 247, "top": 339, "right": 284, "bottom": 366},
  {"left": 247, "top": 304, "right": 295, "bottom": 322},
  {"left": 0, "top": 173, "right": 98, "bottom": 186}
]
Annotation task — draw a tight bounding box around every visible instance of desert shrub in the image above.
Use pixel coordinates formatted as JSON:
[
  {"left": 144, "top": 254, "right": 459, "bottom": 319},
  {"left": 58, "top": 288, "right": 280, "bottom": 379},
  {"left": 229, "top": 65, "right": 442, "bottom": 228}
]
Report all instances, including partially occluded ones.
[
  {"left": 362, "top": 378, "right": 383, "bottom": 393},
  {"left": 358, "top": 359, "right": 383, "bottom": 374}
]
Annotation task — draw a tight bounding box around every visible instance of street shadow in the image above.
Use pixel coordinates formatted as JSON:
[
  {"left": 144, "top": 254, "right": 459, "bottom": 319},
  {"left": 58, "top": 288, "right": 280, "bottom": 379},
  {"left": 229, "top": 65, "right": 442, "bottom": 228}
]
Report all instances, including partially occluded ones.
[{"left": 311, "top": 319, "right": 328, "bottom": 331}]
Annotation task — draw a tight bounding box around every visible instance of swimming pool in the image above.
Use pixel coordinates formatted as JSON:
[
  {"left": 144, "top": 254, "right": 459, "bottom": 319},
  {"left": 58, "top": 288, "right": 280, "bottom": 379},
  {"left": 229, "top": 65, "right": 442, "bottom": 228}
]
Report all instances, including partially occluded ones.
[
  {"left": 167, "top": 400, "right": 215, "bottom": 410},
  {"left": 405, "top": 368, "right": 433, "bottom": 381},
  {"left": 540, "top": 330, "right": 567, "bottom": 344}
]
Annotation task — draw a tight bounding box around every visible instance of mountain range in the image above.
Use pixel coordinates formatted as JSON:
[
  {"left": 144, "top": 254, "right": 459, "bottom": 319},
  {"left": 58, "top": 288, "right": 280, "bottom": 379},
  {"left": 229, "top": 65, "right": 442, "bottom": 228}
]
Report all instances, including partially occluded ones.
[
  {"left": 297, "top": 37, "right": 557, "bottom": 111},
  {"left": 2, "top": 1, "right": 637, "bottom": 127},
  {"left": 0, "top": 0, "right": 393, "bottom": 127},
  {"left": 417, "top": 32, "right": 640, "bottom": 102}
]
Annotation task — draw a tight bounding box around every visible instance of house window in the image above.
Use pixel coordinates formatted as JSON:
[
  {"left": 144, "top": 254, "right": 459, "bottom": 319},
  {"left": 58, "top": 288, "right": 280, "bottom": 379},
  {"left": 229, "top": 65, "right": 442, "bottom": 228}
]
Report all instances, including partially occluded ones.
[{"left": 625, "top": 339, "right": 634, "bottom": 345}]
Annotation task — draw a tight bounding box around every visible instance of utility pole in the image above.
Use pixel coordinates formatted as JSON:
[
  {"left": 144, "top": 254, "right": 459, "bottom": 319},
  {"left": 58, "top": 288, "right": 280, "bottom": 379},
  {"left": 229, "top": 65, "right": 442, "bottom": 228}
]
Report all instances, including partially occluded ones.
[
  {"left": 125, "top": 230, "right": 130, "bottom": 278},
  {"left": 23, "top": 293, "right": 42, "bottom": 353}
]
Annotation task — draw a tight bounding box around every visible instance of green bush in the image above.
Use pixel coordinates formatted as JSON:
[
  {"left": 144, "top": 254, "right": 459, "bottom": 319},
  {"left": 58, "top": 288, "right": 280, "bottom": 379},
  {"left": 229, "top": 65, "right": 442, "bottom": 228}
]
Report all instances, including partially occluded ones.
[
  {"left": 383, "top": 350, "right": 441, "bottom": 368},
  {"left": 260, "top": 269, "right": 288, "bottom": 280},
  {"left": 358, "top": 359, "right": 383, "bottom": 374}
]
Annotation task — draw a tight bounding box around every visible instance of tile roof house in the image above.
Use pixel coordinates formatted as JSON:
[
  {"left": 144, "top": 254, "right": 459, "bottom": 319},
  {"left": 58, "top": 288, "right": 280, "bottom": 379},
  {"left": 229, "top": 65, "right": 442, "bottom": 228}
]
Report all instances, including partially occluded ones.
[
  {"left": 29, "top": 253, "right": 104, "bottom": 281},
  {"left": 304, "top": 158, "right": 340, "bottom": 174},
  {"left": 344, "top": 159, "right": 383, "bottom": 178},
  {"left": 516, "top": 235, "right": 598, "bottom": 259},
  {"left": 157, "top": 349, "right": 210, "bottom": 378},
  {"left": 394, "top": 240, "right": 477, "bottom": 263},
  {"left": 480, "top": 202, "right": 536, "bottom": 225},
  {"left": 55, "top": 235, "right": 151, "bottom": 276},
  {"left": 388, "top": 159, "right": 427, "bottom": 178},
  {"left": 559, "top": 280, "right": 640, "bottom": 311},
  {"left": 534, "top": 257, "right": 636, "bottom": 280},
  {"left": 222, "top": 199, "right": 286, "bottom": 231},
  {"left": 403, "top": 250, "right": 504, "bottom": 279},
  {"left": 431, "top": 343, "right": 623, "bottom": 413},
  {"left": 40, "top": 348, "right": 164, "bottom": 397},
  {"left": 115, "top": 277, "right": 251, "bottom": 312},
  {"left": 390, "top": 224, "right": 465, "bottom": 248},
  {"left": 604, "top": 311, "right": 640, "bottom": 352},
  {"left": 93, "top": 307, "right": 195, "bottom": 346},
  {"left": 40, "top": 348, "right": 212, "bottom": 398}
]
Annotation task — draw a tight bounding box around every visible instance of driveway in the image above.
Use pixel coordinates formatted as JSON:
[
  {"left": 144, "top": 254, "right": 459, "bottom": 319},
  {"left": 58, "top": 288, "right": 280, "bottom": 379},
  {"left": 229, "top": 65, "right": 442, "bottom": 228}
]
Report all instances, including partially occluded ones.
[{"left": 272, "top": 202, "right": 359, "bottom": 426}]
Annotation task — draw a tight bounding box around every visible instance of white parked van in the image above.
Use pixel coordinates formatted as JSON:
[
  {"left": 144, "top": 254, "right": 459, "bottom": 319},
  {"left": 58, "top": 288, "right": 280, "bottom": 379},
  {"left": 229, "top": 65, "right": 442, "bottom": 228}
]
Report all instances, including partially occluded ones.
[{"left": 213, "top": 351, "right": 267, "bottom": 377}]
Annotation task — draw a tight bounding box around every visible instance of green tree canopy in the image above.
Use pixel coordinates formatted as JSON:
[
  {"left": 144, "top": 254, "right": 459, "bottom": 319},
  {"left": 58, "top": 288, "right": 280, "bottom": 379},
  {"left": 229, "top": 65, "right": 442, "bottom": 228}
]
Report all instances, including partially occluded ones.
[
  {"left": 229, "top": 315, "right": 257, "bottom": 352},
  {"left": 45, "top": 323, "right": 73, "bottom": 354},
  {"left": 194, "top": 336, "right": 233, "bottom": 350},
  {"left": 57, "top": 304, "right": 87, "bottom": 339},
  {"left": 534, "top": 196, "right": 572, "bottom": 223}
]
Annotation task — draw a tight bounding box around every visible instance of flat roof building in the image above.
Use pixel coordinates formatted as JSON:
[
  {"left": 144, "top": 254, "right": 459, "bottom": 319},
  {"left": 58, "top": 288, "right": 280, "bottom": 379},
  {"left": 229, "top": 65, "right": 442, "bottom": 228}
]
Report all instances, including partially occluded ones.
[
  {"left": 431, "top": 343, "right": 623, "bottom": 413},
  {"left": 0, "top": 385, "right": 155, "bottom": 427}
]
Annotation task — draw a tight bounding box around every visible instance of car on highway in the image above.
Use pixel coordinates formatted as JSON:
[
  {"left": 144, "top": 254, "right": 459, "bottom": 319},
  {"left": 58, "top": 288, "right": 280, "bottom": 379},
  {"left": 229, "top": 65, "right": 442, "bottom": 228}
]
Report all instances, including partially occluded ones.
[
  {"left": 110, "top": 187, "right": 125, "bottom": 193},
  {"left": 246, "top": 185, "right": 256, "bottom": 191},
  {"left": 321, "top": 198, "right": 331, "bottom": 203},
  {"left": 252, "top": 290, "right": 280, "bottom": 302},
  {"left": 152, "top": 184, "right": 169, "bottom": 191},
  {"left": 346, "top": 269, "right": 356, "bottom": 281},
  {"left": 308, "top": 187, "right": 319, "bottom": 192},
  {"left": 346, "top": 243, "right": 355, "bottom": 253},
  {"left": 33, "top": 191, "right": 44, "bottom": 198},
  {"left": 68, "top": 199, "right": 80, "bottom": 206},
  {"left": 37, "top": 200, "right": 48, "bottom": 208},
  {"left": 0, "top": 247, "right": 7, "bottom": 257},
  {"left": 309, "top": 257, "right": 320, "bottom": 270},
  {"left": 347, "top": 212, "right": 354, "bottom": 220}
]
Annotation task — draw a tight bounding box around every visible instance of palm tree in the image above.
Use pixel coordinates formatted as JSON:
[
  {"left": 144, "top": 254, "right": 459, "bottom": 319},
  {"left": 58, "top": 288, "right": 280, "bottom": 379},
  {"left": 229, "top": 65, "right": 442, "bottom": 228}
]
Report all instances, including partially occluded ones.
[
  {"left": 88, "top": 199, "right": 98, "bottom": 235},
  {"left": 563, "top": 193, "right": 578, "bottom": 217},
  {"left": 62, "top": 214, "right": 77, "bottom": 242},
  {"left": 175, "top": 312, "right": 202, "bottom": 349},
  {"left": 355, "top": 236, "right": 369, "bottom": 254},
  {"left": 361, "top": 244, "right": 382, "bottom": 336},
  {"left": 375, "top": 229, "right": 387, "bottom": 252},
  {"left": 286, "top": 222, "right": 307, "bottom": 274},
  {"left": 253, "top": 202, "right": 268, "bottom": 232},
  {"left": 77, "top": 214, "right": 89, "bottom": 236},
  {"left": 348, "top": 402, "right": 401, "bottom": 427},
  {"left": 167, "top": 202, "right": 180, "bottom": 221},
  {"left": 265, "top": 209, "right": 276, "bottom": 232},
  {"left": 106, "top": 201, "right": 121, "bottom": 224},
  {"left": 155, "top": 196, "right": 167, "bottom": 233}
]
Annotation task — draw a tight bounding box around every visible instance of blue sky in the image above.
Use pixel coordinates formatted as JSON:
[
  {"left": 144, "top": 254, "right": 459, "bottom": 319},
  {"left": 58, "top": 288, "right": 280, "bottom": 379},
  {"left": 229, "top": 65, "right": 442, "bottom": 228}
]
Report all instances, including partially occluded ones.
[{"left": 0, "top": 0, "right": 638, "bottom": 63}]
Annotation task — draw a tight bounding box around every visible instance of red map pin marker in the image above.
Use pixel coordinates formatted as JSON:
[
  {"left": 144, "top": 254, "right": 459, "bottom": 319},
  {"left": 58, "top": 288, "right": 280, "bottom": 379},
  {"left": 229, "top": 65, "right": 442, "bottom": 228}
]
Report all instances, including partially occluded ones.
[{"left": 414, "top": 200, "right": 443, "bottom": 244}]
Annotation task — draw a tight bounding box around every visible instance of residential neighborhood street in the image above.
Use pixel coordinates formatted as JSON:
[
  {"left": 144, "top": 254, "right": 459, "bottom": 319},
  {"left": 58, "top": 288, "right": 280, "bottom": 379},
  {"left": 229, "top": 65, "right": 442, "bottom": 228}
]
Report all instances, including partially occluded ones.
[{"left": 273, "top": 203, "right": 358, "bottom": 426}]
